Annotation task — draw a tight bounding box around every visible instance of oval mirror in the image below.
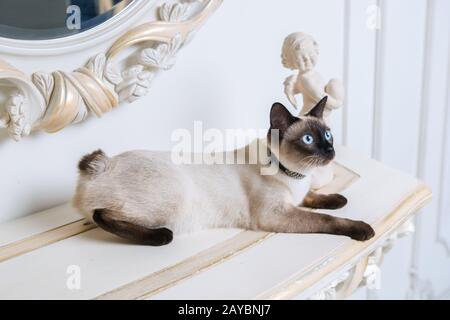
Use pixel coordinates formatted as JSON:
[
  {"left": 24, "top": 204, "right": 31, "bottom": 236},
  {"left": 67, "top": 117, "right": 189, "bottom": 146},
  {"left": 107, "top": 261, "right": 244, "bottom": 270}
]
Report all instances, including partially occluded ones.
[{"left": 0, "top": 0, "right": 134, "bottom": 41}]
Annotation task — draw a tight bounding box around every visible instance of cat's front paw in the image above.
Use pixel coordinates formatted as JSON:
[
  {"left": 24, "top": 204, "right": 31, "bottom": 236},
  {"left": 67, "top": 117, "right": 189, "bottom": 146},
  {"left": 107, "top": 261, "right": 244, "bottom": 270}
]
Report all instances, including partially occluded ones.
[
  {"left": 325, "top": 194, "right": 348, "bottom": 209},
  {"left": 347, "top": 221, "right": 375, "bottom": 241}
]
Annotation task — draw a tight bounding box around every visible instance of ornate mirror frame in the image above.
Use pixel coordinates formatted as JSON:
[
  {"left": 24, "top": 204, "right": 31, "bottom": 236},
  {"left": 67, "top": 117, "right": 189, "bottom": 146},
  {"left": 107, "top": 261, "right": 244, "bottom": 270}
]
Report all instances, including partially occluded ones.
[{"left": 0, "top": 0, "right": 223, "bottom": 141}]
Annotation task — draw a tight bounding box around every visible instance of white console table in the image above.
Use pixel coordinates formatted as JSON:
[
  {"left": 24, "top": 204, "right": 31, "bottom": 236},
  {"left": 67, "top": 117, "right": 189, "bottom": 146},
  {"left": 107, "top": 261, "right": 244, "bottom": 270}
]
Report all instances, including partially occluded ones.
[{"left": 0, "top": 146, "right": 431, "bottom": 299}]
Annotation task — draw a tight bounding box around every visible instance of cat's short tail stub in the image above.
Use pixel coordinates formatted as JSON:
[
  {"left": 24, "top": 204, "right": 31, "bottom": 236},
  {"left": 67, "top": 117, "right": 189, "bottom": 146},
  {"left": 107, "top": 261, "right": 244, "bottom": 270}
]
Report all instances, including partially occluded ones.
[
  {"left": 78, "top": 149, "right": 109, "bottom": 175},
  {"left": 93, "top": 209, "right": 174, "bottom": 246}
]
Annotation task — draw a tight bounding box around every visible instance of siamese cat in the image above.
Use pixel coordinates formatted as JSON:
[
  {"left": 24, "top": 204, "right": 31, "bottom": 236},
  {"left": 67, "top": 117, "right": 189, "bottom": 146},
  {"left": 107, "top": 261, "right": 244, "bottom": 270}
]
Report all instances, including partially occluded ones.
[{"left": 73, "top": 97, "right": 375, "bottom": 246}]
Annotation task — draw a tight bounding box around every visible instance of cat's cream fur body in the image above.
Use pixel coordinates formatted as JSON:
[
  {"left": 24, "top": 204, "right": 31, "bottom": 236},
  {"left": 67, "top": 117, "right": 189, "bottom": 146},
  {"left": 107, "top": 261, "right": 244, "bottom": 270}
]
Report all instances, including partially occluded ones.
[
  {"left": 73, "top": 139, "right": 312, "bottom": 234},
  {"left": 73, "top": 98, "right": 375, "bottom": 244}
]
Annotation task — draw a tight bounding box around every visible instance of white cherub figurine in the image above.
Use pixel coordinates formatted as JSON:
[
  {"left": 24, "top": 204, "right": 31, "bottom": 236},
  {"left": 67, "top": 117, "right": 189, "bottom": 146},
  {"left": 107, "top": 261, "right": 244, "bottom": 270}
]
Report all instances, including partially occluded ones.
[
  {"left": 282, "top": 32, "right": 344, "bottom": 120},
  {"left": 281, "top": 32, "right": 345, "bottom": 189}
]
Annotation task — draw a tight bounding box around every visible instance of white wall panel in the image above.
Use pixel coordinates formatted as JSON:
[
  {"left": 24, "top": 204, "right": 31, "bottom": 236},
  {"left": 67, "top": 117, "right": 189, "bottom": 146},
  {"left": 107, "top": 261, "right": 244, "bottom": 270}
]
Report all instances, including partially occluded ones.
[
  {"left": 411, "top": 0, "right": 450, "bottom": 298},
  {"left": 376, "top": 0, "right": 427, "bottom": 173},
  {"left": 344, "top": 0, "right": 377, "bottom": 157},
  {"left": 373, "top": 0, "right": 427, "bottom": 300},
  {"left": 402, "top": 0, "right": 450, "bottom": 298}
]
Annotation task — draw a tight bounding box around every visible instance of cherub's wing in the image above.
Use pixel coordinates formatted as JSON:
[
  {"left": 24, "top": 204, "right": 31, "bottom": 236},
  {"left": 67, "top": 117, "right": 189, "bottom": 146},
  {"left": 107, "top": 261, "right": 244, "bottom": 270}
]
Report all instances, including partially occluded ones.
[{"left": 283, "top": 75, "right": 298, "bottom": 108}]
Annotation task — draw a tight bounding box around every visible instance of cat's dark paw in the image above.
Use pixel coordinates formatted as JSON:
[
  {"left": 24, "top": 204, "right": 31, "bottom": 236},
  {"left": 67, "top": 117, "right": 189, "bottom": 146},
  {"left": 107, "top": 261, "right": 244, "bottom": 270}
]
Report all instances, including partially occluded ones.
[
  {"left": 142, "top": 228, "right": 173, "bottom": 246},
  {"left": 302, "top": 193, "right": 348, "bottom": 209},
  {"left": 347, "top": 221, "right": 375, "bottom": 241},
  {"left": 326, "top": 194, "right": 348, "bottom": 210},
  {"left": 156, "top": 228, "right": 174, "bottom": 246}
]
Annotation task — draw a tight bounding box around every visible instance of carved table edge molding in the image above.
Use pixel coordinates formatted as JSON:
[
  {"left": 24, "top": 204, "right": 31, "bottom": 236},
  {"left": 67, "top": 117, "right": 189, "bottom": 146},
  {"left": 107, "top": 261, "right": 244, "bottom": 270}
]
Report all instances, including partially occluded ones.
[
  {"left": 0, "top": 0, "right": 223, "bottom": 141},
  {"left": 256, "top": 185, "right": 432, "bottom": 300}
]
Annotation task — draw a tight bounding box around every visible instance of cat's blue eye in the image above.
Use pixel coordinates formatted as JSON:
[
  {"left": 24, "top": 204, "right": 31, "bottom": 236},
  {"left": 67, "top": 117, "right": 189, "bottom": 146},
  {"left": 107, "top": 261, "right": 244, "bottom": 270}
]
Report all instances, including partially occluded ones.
[
  {"left": 324, "top": 130, "right": 332, "bottom": 141},
  {"left": 302, "top": 134, "right": 314, "bottom": 145}
]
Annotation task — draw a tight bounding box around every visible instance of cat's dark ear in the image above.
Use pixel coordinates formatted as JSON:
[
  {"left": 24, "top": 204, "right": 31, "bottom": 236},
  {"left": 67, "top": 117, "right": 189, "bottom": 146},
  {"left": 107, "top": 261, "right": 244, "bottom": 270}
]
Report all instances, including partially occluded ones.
[
  {"left": 270, "top": 102, "right": 298, "bottom": 133},
  {"left": 308, "top": 96, "right": 328, "bottom": 119}
]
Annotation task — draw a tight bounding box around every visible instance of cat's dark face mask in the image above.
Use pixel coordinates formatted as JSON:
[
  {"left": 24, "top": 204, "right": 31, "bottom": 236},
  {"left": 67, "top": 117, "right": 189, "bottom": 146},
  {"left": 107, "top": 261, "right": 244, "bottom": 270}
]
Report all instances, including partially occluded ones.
[{"left": 269, "top": 96, "right": 335, "bottom": 170}]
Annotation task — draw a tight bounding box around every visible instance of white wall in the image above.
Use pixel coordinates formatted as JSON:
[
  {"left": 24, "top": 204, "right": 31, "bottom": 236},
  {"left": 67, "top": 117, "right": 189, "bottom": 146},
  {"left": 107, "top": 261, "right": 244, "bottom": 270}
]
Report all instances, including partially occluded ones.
[
  {"left": 0, "top": 0, "right": 449, "bottom": 299},
  {"left": 345, "top": 0, "right": 450, "bottom": 299}
]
